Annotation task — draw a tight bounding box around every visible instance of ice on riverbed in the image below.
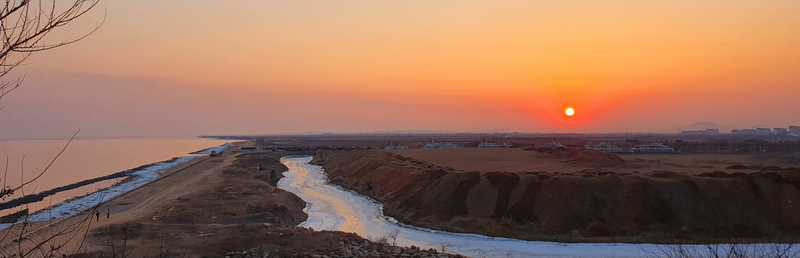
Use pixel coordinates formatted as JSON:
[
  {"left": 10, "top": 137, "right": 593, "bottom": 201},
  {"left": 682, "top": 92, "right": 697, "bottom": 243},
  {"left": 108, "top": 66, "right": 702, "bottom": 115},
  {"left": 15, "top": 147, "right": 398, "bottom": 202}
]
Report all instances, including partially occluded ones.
[
  {"left": 0, "top": 156, "right": 198, "bottom": 231},
  {"left": 278, "top": 156, "right": 800, "bottom": 258}
]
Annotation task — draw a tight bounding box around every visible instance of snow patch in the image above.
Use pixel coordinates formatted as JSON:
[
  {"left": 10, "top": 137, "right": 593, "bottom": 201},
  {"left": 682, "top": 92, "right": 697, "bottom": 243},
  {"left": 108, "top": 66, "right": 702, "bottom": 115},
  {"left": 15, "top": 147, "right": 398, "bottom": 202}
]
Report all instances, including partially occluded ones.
[{"left": 0, "top": 156, "right": 198, "bottom": 231}]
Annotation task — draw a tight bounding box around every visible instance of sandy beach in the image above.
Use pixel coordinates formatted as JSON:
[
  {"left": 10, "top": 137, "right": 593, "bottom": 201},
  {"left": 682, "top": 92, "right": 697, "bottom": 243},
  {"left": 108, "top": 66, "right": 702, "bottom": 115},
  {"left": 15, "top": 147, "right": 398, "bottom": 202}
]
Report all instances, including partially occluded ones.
[{"left": 0, "top": 151, "right": 230, "bottom": 254}]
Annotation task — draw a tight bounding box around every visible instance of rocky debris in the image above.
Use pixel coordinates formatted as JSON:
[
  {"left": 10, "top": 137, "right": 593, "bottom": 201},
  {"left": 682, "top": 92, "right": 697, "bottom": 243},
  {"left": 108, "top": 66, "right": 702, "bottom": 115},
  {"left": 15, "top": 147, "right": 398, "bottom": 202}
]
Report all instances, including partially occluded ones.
[
  {"left": 726, "top": 164, "right": 749, "bottom": 170},
  {"left": 225, "top": 239, "right": 461, "bottom": 258}
]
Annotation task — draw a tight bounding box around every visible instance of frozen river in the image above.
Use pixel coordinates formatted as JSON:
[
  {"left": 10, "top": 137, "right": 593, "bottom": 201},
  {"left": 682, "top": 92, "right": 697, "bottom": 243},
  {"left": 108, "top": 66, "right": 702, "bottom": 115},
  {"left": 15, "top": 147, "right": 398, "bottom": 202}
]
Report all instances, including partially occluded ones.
[
  {"left": 277, "top": 156, "right": 799, "bottom": 258},
  {"left": 278, "top": 156, "right": 658, "bottom": 257}
]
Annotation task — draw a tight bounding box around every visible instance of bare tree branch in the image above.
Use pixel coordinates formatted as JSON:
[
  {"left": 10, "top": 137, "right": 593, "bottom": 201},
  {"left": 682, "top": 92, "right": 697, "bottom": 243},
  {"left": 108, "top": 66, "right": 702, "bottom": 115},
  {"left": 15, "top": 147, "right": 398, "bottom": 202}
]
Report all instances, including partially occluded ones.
[
  {"left": 0, "top": 0, "right": 103, "bottom": 102},
  {"left": 11, "top": 128, "right": 80, "bottom": 193},
  {"left": 0, "top": 1, "right": 100, "bottom": 257}
]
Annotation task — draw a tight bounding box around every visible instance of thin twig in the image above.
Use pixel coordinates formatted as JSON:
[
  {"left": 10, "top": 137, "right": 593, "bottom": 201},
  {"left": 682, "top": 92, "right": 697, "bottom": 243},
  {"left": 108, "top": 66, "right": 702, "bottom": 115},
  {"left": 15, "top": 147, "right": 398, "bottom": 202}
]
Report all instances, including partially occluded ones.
[{"left": 11, "top": 128, "right": 80, "bottom": 193}]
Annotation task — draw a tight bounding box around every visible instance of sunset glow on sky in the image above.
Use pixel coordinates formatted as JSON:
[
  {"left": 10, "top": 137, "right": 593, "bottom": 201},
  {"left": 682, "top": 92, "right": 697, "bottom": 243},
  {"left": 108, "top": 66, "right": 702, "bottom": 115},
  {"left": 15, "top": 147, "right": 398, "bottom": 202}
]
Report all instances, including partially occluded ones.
[{"left": 1, "top": 1, "right": 799, "bottom": 138}]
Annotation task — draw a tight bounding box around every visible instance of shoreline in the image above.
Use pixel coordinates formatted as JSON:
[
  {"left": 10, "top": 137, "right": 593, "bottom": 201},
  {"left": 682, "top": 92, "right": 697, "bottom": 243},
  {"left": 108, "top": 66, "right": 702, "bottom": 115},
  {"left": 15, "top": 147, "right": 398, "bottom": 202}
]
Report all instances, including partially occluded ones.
[
  {"left": 0, "top": 142, "right": 235, "bottom": 230},
  {"left": 189, "top": 142, "right": 237, "bottom": 154},
  {"left": 4, "top": 148, "right": 456, "bottom": 257},
  {"left": 0, "top": 157, "right": 182, "bottom": 214},
  {"left": 0, "top": 156, "right": 200, "bottom": 231}
]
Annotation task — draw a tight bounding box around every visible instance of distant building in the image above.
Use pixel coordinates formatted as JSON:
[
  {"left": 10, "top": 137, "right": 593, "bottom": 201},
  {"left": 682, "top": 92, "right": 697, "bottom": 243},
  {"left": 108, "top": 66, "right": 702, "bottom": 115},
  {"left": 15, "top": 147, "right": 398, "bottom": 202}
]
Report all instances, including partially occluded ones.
[
  {"left": 774, "top": 128, "right": 788, "bottom": 135},
  {"left": 790, "top": 126, "right": 800, "bottom": 135},
  {"left": 756, "top": 128, "right": 772, "bottom": 136},
  {"left": 706, "top": 129, "right": 720, "bottom": 135},
  {"left": 585, "top": 142, "right": 626, "bottom": 153},
  {"left": 477, "top": 141, "right": 512, "bottom": 148},
  {"left": 681, "top": 130, "right": 706, "bottom": 135},
  {"left": 742, "top": 129, "right": 757, "bottom": 135},
  {"left": 535, "top": 141, "right": 564, "bottom": 148},
  {"left": 423, "top": 139, "right": 459, "bottom": 149},
  {"left": 731, "top": 130, "right": 743, "bottom": 135},
  {"left": 631, "top": 142, "right": 675, "bottom": 153},
  {"left": 384, "top": 143, "right": 408, "bottom": 150},
  {"left": 240, "top": 141, "right": 258, "bottom": 151}
]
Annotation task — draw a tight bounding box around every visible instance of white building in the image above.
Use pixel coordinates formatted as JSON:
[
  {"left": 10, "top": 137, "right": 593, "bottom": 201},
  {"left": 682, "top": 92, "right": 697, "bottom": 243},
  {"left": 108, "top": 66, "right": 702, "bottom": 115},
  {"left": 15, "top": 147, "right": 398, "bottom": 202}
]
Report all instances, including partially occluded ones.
[{"left": 756, "top": 128, "right": 772, "bottom": 135}]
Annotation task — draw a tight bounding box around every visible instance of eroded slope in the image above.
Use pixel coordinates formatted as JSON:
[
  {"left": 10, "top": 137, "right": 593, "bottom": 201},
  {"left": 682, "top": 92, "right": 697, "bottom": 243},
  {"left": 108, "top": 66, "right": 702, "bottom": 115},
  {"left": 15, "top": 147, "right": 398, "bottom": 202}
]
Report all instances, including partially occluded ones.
[{"left": 313, "top": 149, "right": 800, "bottom": 243}]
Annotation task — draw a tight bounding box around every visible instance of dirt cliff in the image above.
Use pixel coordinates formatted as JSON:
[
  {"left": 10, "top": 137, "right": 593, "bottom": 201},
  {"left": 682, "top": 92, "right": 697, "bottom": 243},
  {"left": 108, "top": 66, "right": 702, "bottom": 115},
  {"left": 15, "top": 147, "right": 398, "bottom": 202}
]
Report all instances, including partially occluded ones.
[{"left": 312, "top": 150, "right": 800, "bottom": 243}]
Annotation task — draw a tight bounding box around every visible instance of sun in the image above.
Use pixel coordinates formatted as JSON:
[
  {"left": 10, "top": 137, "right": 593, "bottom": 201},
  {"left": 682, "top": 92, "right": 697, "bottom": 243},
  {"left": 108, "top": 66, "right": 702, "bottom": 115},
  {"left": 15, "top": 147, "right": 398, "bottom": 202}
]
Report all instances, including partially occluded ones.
[{"left": 565, "top": 107, "right": 575, "bottom": 117}]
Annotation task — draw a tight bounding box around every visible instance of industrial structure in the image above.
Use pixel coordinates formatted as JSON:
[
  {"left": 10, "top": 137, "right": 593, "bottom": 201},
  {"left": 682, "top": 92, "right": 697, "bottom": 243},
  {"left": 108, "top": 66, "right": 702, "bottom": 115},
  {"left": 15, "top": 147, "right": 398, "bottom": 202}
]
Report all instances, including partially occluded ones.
[
  {"left": 585, "top": 142, "right": 626, "bottom": 153},
  {"left": 384, "top": 143, "right": 409, "bottom": 150},
  {"left": 729, "top": 126, "right": 798, "bottom": 136},
  {"left": 534, "top": 141, "right": 565, "bottom": 148},
  {"left": 631, "top": 142, "right": 675, "bottom": 153},
  {"left": 680, "top": 128, "right": 720, "bottom": 135},
  {"left": 790, "top": 126, "right": 800, "bottom": 135},
  {"left": 423, "top": 139, "right": 459, "bottom": 149},
  {"left": 478, "top": 141, "right": 512, "bottom": 148}
]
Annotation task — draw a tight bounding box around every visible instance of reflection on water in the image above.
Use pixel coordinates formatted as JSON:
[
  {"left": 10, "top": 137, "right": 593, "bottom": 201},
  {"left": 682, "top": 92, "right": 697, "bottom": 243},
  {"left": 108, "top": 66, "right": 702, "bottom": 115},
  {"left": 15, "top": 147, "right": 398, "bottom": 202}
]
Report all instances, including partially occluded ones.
[{"left": 0, "top": 138, "right": 229, "bottom": 216}]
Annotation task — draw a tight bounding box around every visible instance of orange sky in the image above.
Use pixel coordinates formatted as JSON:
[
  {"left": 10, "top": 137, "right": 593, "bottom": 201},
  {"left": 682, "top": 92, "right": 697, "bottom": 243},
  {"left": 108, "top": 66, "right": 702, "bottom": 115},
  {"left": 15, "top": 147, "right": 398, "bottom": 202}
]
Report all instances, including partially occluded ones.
[{"left": 2, "top": 0, "right": 800, "bottom": 138}]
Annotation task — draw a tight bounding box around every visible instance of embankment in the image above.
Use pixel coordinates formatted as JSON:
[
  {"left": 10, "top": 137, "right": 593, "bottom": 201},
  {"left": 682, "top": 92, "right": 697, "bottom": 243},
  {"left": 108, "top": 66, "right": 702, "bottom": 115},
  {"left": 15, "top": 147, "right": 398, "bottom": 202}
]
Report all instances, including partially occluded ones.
[
  {"left": 152, "top": 152, "right": 308, "bottom": 226},
  {"left": 312, "top": 149, "right": 800, "bottom": 243},
  {"left": 0, "top": 158, "right": 181, "bottom": 214}
]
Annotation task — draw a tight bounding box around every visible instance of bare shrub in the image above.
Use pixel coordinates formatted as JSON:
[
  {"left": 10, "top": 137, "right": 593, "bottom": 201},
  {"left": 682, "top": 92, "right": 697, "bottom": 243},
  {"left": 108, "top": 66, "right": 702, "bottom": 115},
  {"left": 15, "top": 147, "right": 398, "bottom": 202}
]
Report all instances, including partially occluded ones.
[
  {"left": 372, "top": 234, "right": 389, "bottom": 247},
  {"left": 387, "top": 228, "right": 400, "bottom": 246},
  {"left": 438, "top": 242, "right": 454, "bottom": 254},
  {"left": 641, "top": 241, "right": 800, "bottom": 258}
]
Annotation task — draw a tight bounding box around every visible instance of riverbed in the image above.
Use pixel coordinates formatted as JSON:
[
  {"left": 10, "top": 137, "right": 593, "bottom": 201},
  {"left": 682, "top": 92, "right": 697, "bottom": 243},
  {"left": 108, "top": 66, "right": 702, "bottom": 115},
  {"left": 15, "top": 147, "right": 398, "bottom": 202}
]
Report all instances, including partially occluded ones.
[
  {"left": 277, "top": 156, "right": 800, "bottom": 258},
  {"left": 277, "top": 156, "right": 650, "bottom": 257}
]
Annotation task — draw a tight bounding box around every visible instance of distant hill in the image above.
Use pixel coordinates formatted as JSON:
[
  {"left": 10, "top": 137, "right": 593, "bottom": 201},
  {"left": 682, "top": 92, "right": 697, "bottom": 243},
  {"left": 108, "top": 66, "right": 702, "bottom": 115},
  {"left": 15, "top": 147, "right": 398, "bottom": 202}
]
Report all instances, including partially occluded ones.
[{"left": 367, "top": 130, "right": 460, "bottom": 134}]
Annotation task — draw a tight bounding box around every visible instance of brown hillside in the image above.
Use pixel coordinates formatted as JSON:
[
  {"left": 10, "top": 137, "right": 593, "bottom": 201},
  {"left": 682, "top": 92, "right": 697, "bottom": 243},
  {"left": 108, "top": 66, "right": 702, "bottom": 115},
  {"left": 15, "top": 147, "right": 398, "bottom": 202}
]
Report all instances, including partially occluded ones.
[{"left": 313, "top": 150, "right": 800, "bottom": 243}]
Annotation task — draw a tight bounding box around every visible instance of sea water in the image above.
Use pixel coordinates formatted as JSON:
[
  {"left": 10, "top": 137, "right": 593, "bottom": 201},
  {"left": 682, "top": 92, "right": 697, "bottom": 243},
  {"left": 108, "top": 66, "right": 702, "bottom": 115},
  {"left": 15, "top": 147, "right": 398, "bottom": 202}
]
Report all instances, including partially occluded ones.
[{"left": 0, "top": 138, "right": 229, "bottom": 218}]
